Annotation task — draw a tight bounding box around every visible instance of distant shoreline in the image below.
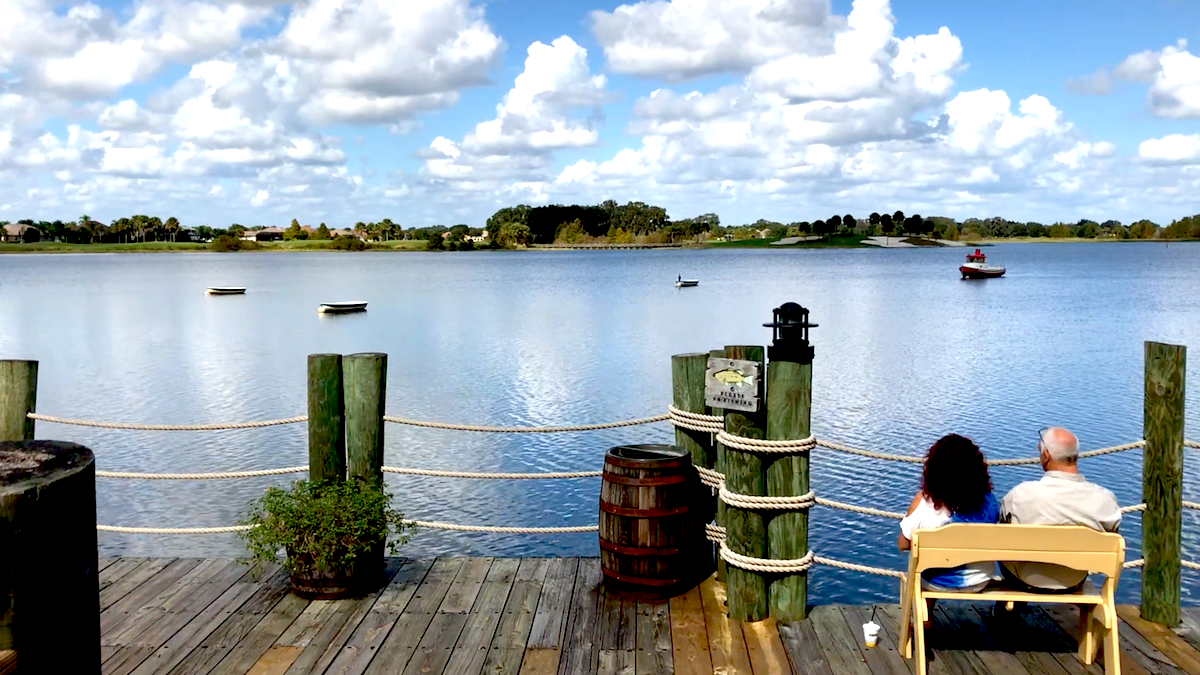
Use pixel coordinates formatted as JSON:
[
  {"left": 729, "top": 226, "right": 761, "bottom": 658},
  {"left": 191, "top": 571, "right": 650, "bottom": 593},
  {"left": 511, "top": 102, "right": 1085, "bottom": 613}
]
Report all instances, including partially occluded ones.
[{"left": 0, "top": 237, "right": 1194, "bottom": 254}]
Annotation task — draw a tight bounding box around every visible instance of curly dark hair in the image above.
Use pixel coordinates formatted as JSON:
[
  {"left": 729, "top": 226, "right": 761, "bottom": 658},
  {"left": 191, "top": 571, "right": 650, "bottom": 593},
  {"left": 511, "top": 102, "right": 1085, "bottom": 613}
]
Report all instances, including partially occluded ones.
[{"left": 920, "top": 434, "right": 993, "bottom": 515}]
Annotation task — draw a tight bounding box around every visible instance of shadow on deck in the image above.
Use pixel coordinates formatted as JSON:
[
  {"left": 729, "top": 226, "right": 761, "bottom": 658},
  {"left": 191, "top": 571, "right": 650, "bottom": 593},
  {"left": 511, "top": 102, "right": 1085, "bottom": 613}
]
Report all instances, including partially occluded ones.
[{"left": 71, "top": 557, "right": 1200, "bottom": 675}]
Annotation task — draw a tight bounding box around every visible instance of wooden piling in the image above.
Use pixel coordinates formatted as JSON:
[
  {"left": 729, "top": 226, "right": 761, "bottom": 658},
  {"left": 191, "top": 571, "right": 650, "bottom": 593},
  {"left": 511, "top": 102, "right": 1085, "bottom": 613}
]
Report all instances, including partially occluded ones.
[
  {"left": 765, "top": 357, "right": 812, "bottom": 622},
  {"left": 723, "top": 345, "right": 768, "bottom": 622},
  {"left": 343, "top": 353, "right": 387, "bottom": 486},
  {"left": 1142, "top": 341, "right": 1186, "bottom": 625},
  {"left": 308, "top": 354, "right": 346, "bottom": 483},
  {"left": 710, "top": 348, "right": 728, "bottom": 584},
  {"left": 672, "top": 352, "right": 716, "bottom": 577},
  {"left": 0, "top": 361, "right": 37, "bottom": 442}
]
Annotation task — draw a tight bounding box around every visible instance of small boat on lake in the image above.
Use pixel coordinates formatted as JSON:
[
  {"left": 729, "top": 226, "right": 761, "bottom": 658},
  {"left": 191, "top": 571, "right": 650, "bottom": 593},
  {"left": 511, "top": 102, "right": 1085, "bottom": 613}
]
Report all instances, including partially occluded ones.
[
  {"left": 206, "top": 287, "right": 246, "bottom": 295},
  {"left": 318, "top": 301, "right": 368, "bottom": 314},
  {"left": 959, "top": 249, "right": 1005, "bottom": 279},
  {"left": 676, "top": 276, "right": 699, "bottom": 288}
]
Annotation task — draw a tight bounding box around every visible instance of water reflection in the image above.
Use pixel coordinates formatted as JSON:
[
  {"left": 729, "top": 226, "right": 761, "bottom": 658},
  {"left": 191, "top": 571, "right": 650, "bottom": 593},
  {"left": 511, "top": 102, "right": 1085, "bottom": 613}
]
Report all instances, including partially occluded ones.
[{"left": 0, "top": 244, "right": 1196, "bottom": 603}]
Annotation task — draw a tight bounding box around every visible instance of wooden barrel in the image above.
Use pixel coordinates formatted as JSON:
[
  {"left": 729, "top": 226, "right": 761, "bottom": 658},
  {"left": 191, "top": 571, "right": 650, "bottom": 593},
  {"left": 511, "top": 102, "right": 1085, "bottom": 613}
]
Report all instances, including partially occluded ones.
[{"left": 599, "top": 444, "right": 702, "bottom": 597}]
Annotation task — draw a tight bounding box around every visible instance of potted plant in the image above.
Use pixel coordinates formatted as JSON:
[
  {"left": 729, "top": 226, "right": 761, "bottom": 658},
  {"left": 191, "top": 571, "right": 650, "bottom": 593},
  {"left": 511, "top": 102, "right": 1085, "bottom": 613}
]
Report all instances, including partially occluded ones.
[{"left": 239, "top": 479, "right": 413, "bottom": 599}]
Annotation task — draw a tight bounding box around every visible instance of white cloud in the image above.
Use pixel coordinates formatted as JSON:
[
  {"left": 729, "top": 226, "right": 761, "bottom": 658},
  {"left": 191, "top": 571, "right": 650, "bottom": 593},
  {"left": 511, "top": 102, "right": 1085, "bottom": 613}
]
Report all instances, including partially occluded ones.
[
  {"left": 420, "top": 36, "right": 607, "bottom": 185},
  {"left": 1066, "top": 68, "right": 1113, "bottom": 95},
  {"left": 590, "top": 0, "right": 840, "bottom": 81},
  {"left": 1091, "top": 40, "right": 1200, "bottom": 118},
  {"left": 1138, "top": 134, "right": 1200, "bottom": 165}
]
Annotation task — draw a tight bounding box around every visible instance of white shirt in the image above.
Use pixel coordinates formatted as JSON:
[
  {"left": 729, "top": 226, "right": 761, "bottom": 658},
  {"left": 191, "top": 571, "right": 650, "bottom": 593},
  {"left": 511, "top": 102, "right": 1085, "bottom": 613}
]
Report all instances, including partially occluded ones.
[
  {"left": 900, "top": 497, "right": 995, "bottom": 588},
  {"left": 999, "top": 470, "right": 1122, "bottom": 589}
]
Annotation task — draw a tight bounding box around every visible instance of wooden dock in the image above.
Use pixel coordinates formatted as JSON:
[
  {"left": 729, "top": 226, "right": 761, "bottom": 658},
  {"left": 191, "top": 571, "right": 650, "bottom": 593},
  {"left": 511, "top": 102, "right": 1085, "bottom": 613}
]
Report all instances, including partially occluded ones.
[{"left": 68, "top": 556, "right": 1200, "bottom": 675}]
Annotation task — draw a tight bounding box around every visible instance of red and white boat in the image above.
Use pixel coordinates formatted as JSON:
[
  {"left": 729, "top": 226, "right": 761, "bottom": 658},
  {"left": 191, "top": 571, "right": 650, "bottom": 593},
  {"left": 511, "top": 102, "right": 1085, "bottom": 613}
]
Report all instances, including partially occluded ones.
[{"left": 959, "top": 249, "right": 1005, "bottom": 279}]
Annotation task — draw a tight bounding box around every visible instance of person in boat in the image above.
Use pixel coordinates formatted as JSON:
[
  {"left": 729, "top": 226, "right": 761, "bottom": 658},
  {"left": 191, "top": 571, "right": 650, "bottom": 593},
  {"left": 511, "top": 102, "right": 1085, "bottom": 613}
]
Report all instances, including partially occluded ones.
[
  {"left": 997, "top": 427, "right": 1120, "bottom": 594},
  {"left": 898, "top": 434, "right": 1000, "bottom": 622},
  {"left": 678, "top": 275, "right": 682, "bottom": 282}
]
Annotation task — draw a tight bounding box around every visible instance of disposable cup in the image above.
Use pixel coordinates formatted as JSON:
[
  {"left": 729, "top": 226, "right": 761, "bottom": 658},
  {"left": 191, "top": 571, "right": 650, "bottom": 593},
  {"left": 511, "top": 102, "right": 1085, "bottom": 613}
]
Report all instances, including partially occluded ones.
[{"left": 863, "top": 620, "right": 881, "bottom": 648}]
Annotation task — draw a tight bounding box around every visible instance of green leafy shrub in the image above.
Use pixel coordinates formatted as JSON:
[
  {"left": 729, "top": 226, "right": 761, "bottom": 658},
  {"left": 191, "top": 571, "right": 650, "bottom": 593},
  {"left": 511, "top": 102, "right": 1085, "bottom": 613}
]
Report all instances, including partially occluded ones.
[
  {"left": 239, "top": 479, "right": 412, "bottom": 576},
  {"left": 209, "top": 234, "right": 261, "bottom": 251},
  {"left": 330, "top": 235, "right": 367, "bottom": 251}
]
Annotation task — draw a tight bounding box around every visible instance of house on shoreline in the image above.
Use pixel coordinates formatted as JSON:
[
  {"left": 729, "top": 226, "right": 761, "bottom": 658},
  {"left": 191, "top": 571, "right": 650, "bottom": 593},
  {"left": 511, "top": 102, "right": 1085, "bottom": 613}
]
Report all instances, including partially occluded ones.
[
  {"left": 241, "top": 227, "right": 285, "bottom": 242},
  {"left": 1, "top": 224, "right": 40, "bottom": 243}
]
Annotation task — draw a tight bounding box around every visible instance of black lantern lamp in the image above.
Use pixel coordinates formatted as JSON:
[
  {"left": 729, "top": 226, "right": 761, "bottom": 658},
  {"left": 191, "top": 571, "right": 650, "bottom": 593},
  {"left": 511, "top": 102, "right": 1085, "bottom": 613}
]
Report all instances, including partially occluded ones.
[{"left": 763, "top": 302, "right": 817, "bottom": 364}]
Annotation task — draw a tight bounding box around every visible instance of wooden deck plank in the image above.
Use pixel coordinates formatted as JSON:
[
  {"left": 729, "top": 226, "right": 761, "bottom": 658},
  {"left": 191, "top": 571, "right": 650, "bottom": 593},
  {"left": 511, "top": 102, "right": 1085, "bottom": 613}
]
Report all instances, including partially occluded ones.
[
  {"left": 208, "top": 592, "right": 310, "bottom": 674},
  {"left": 1119, "top": 605, "right": 1200, "bottom": 675},
  {"left": 105, "top": 559, "right": 235, "bottom": 647},
  {"left": 809, "top": 605, "right": 871, "bottom": 675},
  {"left": 101, "top": 558, "right": 149, "bottom": 591},
  {"left": 598, "top": 586, "right": 637, "bottom": 651},
  {"left": 520, "top": 648, "right": 561, "bottom": 674},
  {"left": 246, "top": 646, "right": 302, "bottom": 675},
  {"left": 1175, "top": 609, "right": 1200, "bottom": 654},
  {"left": 841, "top": 605, "right": 911, "bottom": 675},
  {"left": 670, "top": 586, "right": 713, "bottom": 675},
  {"left": 161, "top": 567, "right": 293, "bottom": 675},
  {"left": 403, "top": 558, "right": 465, "bottom": 614},
  {"left": 122, "top": 561, "right": 251, "bottom": 655},
  {"left": 442, "top": 557, "right": 520, "bottom": 675},
  {"left": 356, "top": 558, "right": 468, "bottom": 675},
  {"left": 635, "top": 600, "right": 673, "bottom": 675},
  {"left": 483, "top": 558, "right": 551, "bottom": 675},
  {"left": 964, "top": 605, "right": 1077, "bottom": 675},
  {"left": 102, "top": 559, "right": 205, "bottom": 636},
  {"left": 440, "top": 557, "right": 493, "bottom": 613},
  {"left": 126, "top": 567, "right": 274, "bottom": 675},
  {"left": 398, "top": 612, "right": 470, "bottom": 675},
  {"left": 0, "top": 650, "right": 14, "bottom": 675},
  {"left": 742, "top": 618, "right": 794, "bottom": 675},
  {"left": 101, "top": 558, "right": 178, "bottom": 611},
  {"left": 935, "top": 603, "right": 1032, "bottom": 675},
  {"left": 321, "top": 558, "right": 434, "bottom": 675},
  {"left": 598, "top": 649, "right": 634, "bottom": 675},
  {"left": 698, "top": 574, "right": 754, "bottom": 675},
  {"left": 1040, "top": 603, "right": 1153, "bottom": 675},
  {"left": 528, "top": 558, "right": 580, "bottom": 649},
  {"left": 282, "top": 557, "right": 406, "bottom": 675},
  {"left": 558, "top": 558, "right": 602, "bottom": 675}
]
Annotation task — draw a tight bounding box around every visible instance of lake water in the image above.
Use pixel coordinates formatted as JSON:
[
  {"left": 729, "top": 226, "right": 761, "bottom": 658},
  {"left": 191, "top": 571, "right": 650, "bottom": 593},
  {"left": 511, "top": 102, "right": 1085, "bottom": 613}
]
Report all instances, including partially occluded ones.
[{"left": 1, "top": 243, "right": 1197, "bottom": 605}]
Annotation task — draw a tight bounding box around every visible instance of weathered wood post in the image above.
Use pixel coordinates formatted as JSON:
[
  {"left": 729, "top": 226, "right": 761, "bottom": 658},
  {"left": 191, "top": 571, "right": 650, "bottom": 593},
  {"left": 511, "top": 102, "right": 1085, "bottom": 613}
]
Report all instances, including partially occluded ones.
[
  {"left": 1142, "top": 341, "right": 1186, "bottom": 625},
  {"left": 0, "top": 360, "right": 37, "bottom": 442},
  {"left": 722, "top": 345, "right": 769, "bottom": 622},
  {"left": 764, "top": 303, "right": 816, "bottom": 622},
  {"left": 710, "top": 348, "right": 728, "bottom": 584},
  {"left": 672, "top": 352, "right": 715, "bottom": 577},
  {"left": 343, "top": 353, "right": 387, "bottom": 485},
  {"left": 0, "top": 440, "right": 100, "bottom": 673},
  {"left": 308, "top": 354, "right": 346, "bottom": 483}
]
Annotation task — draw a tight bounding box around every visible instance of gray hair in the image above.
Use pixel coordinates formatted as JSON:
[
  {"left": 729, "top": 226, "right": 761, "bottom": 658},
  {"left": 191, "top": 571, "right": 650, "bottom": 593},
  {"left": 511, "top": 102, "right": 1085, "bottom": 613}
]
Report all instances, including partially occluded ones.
[{"left": 1040, "top": 427, "right": 1079, "bottom": 463}]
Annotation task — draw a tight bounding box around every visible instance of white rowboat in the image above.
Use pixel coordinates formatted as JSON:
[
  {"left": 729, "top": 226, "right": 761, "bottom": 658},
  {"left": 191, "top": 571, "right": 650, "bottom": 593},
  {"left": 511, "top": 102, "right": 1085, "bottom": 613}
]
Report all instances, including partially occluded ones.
[
  {"left": 318, "top": 301, "right": 368, "bottom": 314},
  {"left": 206, "top": 287, "right": 246, "bottom": 295},
  {"left": 675, "top": 279, "right": 699, "bottom": 288}
]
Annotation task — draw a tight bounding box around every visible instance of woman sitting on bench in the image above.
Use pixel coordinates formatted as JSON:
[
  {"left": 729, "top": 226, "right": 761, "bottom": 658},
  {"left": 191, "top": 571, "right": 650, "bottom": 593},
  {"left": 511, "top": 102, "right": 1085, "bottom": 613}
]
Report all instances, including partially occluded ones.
[{"left": 897, "top": 434, "right": 999, "bottom": 596}]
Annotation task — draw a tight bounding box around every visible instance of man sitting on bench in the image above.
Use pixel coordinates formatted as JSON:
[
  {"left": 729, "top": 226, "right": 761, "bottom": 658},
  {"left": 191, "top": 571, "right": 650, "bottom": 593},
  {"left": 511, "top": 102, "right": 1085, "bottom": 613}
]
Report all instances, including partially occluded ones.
[{"left": 999, "top": 426, "right": 1122, "bottom": 593}]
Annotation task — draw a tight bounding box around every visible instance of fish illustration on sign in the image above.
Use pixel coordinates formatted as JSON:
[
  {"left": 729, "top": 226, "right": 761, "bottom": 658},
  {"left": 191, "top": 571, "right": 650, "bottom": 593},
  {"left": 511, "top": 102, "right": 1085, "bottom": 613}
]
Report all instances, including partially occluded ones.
[{"left": 713, "top": 368, "right": 752, "bottom": 387}]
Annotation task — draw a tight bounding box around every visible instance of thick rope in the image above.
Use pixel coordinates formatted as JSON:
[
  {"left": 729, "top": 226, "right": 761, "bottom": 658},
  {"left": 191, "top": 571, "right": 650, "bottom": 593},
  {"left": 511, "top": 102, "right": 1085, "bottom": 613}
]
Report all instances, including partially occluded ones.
[
  {"left": 696, "top": 466, "right": 724, "bottom": 488},
  {"left": 1184, "top": 560, "right": 1200, "bottom": 571},
  {"left": 815, "top": 439, "right": 923, "bottom": 463},
  {"left": 720, "top": 544, "right": 815, "bottom": 573},
  {"left": 383, "top": 466, "right": 601, "bottom": 479},
  {"left": 817, "top": 498, "right": 905, "bottom": 519},
  {"left": 97, "top": 466, "right": 308, "bottom": 479},
  {"left": 1185, "top": 502, "right": 1200, "bottom": 511},
  {"left": 1186, "top": 440, "right": 1200, "bottom": 449},
  {"left": 706, "top": 523, "right": 726, "bottom": 542},
  {"left": 1124, "top": 559, "right": 1145, "bottom": 569},
  {"left": 382, "top": 414, "right": 667, "bottom": 433},
  {"left": 98, "top": 524, "right": 253, "bottom": 534},
  {"left": 717, "top": 431, "right": 816, "bottom": 454},
  {"left": 667, "top": 406, "right": 725, "bottom": 434},
  {"left": 408, "top": 520, "right": 596, "bottom": 533},
  {"left": 814, "top": 555, "right": 906, "bottom": 579},
  {"left": 1122, "top": 503, "right": 1147, "bottom": 513},
  {"left": 29, "top": 412, "right": 307, "bottom": 431},
  {"left": 987, "top": 441, "right": 1147, "bottom": 466},
  {"left": 720, "top": 488, "right": 815, "bottom": 511}
]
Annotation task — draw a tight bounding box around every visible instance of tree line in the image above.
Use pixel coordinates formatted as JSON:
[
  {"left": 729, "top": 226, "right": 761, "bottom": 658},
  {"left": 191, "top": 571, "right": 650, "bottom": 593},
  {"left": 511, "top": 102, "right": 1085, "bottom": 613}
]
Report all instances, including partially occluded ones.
[{"left": 3, "top": 205, "right": 1199, "bottom": 249}]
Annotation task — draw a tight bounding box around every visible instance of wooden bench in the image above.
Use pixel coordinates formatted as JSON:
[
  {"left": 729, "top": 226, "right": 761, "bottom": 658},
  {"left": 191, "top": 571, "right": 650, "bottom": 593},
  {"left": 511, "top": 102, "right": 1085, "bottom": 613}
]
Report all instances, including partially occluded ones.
[{"left": 898, "top": 524, "right": 1124, "bottom": 675}]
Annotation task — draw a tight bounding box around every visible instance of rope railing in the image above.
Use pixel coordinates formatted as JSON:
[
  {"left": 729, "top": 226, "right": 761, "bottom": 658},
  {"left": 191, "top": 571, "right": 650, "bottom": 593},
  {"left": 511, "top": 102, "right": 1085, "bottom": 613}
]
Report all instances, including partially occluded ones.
[
  {"left": 28, "top": 412, "right": 308, "bottom": 431},
  {"left": 381, "top": 414, "right": 668, "bottom": 433},
  {"left": 1186, "top": 440, "right": 1200, "bottom": 449}
]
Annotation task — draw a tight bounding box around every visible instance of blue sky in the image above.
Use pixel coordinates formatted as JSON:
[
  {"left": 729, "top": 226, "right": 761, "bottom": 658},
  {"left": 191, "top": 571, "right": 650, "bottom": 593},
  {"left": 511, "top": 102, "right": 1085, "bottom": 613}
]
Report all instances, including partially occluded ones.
[{"left": 1, "top": 0, "right": 1199, "bottom": 228}]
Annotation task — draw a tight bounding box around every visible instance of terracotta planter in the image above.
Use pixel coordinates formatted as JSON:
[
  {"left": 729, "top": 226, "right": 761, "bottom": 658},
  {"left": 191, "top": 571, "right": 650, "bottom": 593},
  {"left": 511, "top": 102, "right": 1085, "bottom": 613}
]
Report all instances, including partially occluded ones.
[{"left": 286, "top": 549, "right": 383, "bottom": 600}]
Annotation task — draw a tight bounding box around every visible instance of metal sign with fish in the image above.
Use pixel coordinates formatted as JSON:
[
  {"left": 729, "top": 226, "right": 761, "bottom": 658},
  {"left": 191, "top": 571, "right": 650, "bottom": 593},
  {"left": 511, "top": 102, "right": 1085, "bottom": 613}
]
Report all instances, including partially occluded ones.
[{"left": 704, "top": 357, "right": 761, "bottom": 413}]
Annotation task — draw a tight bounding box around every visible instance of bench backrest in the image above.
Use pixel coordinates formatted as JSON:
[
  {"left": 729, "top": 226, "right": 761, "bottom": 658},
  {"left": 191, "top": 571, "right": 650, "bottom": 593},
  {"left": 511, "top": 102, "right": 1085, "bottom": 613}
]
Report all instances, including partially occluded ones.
[{"left": 911, "top": 524, "right": 1125, "bottom": 578}]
